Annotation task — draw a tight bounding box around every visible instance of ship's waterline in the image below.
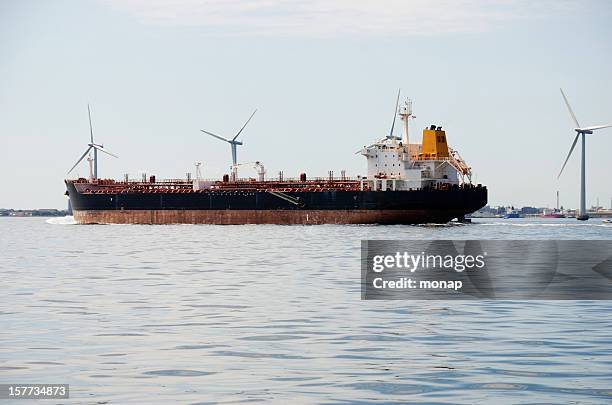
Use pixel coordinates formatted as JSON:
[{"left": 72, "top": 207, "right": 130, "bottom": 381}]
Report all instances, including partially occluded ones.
[{"left": 72, "top": 208, "right": 475, "bottom": 225}]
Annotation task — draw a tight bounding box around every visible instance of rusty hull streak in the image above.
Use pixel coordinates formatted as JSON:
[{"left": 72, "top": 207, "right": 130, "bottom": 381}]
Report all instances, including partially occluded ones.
[{"left": 73, "top": 209, "right": 459, "bottom": 225}]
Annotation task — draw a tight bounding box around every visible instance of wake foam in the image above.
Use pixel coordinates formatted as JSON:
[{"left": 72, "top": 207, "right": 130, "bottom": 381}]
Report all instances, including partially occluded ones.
[{"left": 46, "top": 216, "right": 77, "bottom": 225}]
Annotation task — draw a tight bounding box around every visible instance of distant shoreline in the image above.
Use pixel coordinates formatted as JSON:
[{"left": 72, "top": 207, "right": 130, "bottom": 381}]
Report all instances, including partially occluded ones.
[{"left": 0, "top": 209, "right": 68, "bottom": 217}]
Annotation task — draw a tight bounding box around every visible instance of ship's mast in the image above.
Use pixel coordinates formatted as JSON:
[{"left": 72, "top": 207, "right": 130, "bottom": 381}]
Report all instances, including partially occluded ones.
[
  {"left": 399, "top": 98, "right": 415, "bottom": 146},
  {"left": 387, "top": 89, "right": 401, "bottom": 145},
  {"left": 87, "top": 154, "right": 94, "bottom": 181},
  {"left": 253, "top": 161, "right": 266, "bottom": 182}
]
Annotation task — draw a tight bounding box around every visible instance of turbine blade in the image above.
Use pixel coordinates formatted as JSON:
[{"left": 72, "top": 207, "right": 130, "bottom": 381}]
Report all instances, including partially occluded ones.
[
  {"left": 579, "top": 124, "right": 612, "bottom": 132},
  {"left": 232, "top": 109, "right": 257, "bottom": 141},
  {"left": 67, "top": 146, "right": 93, "bottom": 174},
  {"left": 201, "top": 129, "right": 230, "bottom": 143},
  {"left": 88, "top": 104, "right": 94, "bottom": 143},
  {"left": 560, "top": 88, "right": 580, "bottom": 128},
  {"left": 388, "top": 89, "right": 401, "bottom": 139},
  {"left": 93, "top": 145, "right": 118, "bottom": 158},
  {"left": 558, "top": 133, "right": 580, "bottom": 178}
]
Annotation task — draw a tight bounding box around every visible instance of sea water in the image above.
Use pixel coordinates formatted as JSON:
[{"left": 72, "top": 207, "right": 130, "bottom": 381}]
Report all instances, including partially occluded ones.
[{"left": 1, "top": 217, "right": 611, "bottom": 404}]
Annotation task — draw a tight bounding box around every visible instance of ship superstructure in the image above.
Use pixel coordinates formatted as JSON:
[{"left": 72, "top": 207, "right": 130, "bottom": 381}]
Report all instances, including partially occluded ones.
[
  {"left": 358, "top": 98, "right": 472, "bottom": 192},
  {"left": 65, "top": 95, "right": 486, "bottom": 225}
]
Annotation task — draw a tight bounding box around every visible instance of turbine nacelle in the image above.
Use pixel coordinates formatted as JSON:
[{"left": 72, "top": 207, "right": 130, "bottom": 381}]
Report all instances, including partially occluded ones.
[{"left": 574, "top": 124, "right": 611, "bottom": 134}]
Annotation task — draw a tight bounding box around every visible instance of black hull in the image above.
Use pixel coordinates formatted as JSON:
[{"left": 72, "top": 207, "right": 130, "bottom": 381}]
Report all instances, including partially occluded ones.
[{"left": 66, "top": 182, "right": 487, "bottom": 225}]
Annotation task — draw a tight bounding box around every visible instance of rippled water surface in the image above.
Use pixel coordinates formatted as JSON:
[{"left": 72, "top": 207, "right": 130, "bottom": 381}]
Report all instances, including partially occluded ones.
[{"left": 1, "top": 217, "right": 611, "bottom": 404}]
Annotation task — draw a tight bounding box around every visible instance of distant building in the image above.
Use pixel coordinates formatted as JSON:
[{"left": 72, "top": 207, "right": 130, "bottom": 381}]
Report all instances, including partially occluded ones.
[{"left": 520, "top": 206, "right": 539, "bottom": 215}]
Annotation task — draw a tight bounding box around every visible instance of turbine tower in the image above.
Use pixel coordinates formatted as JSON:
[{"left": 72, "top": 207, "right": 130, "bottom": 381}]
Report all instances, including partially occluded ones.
[
  {"left": 557, "top": 88, "right": 611, "bottom": 221},
  {"left": 67, "top": 104, "right": 118, "bottom": 179},
  {"left": 200, "top": 109, "right": 257, "bottom": 181}
]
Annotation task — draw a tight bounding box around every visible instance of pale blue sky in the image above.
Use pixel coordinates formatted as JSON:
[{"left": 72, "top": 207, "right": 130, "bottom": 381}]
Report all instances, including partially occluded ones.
[{"left": 1, "top": 0, "right": 611, "bottom": 209}]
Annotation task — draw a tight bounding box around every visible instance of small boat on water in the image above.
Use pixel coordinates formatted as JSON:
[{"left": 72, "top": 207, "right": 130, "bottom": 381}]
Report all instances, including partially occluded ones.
[
  {"left": 603, "top": 219, "right": 612, "bottom": 224},
  {"left": 541, "top": 213, "right": 566, "bottom": 218},
  {"left": 504, "top": 210, "right": 521, "bottom": 219},
  {"left": 540, "top": 209, "right": 565, "bottom": 218}
]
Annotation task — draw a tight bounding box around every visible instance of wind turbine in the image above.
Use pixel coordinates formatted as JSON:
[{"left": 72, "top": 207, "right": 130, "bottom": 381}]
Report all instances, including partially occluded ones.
[
  {"left": 557, "top": 88, "right": 611, "bottom": 220},
  {"left": 67, "top": 104, "right": 118, "bottom": 179},
  {"left": 200, "top": 109, "right": 257, "bottom": 181}
]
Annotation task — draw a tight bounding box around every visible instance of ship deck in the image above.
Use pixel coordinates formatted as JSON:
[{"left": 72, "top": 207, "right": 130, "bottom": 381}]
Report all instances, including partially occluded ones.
[
  {"left": 67, "top": 177, "right": 480, "bottom": 194},
  {"left": 68, "top": 177, "right": 365, "bottom": 194}
]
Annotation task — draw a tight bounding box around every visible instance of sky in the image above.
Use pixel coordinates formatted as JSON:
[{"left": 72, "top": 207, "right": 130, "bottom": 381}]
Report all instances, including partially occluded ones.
[{"left": 0, "top": 0, "right": 611, "bottom": 210}]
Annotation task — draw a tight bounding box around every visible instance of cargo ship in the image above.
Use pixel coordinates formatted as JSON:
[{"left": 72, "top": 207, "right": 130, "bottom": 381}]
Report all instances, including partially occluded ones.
[{"left": 65, "top": 96, "right": 487, "bottom": 224}]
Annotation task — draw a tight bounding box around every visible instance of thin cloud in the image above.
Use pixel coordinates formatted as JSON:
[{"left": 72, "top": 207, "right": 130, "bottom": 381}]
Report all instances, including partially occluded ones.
[{"left": 101, "top": 0, "right": 577, "bottom": 37}]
